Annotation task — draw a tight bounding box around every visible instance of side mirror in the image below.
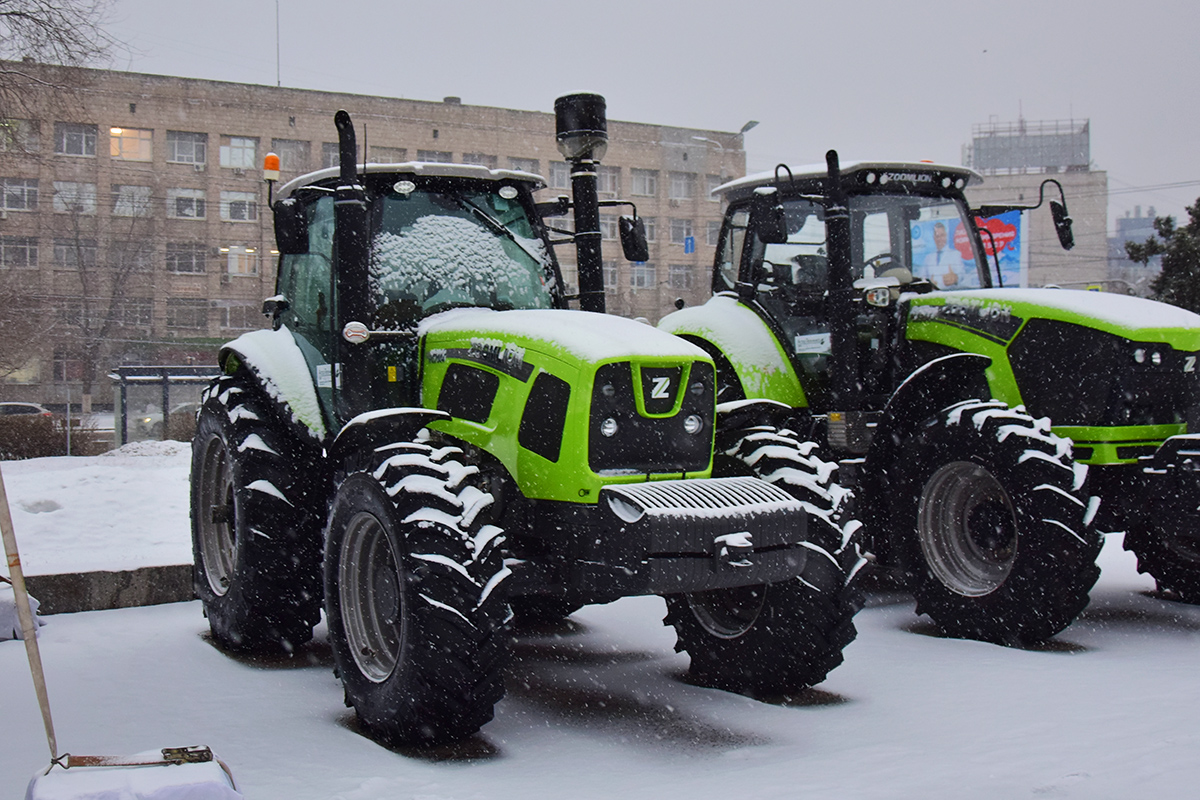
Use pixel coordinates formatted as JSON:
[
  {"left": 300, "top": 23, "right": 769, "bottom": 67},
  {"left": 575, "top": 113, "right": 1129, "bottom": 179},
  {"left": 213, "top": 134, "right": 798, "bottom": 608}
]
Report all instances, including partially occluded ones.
[
  {"left": 536, "top": 195, "right": 571, "bottom": 219},
  {"left": 750, "top": 189, "right": 788, "bottom": 244},
  {"left": 262, "top": 295, "right": 291, "bottom": 331},
  {"left": 273, "top": 198, "right": 309, "bottom": 254},
  {"left": 1050, "top": 199, "right": 1075, "bottom": 250},
  {"left": 619, "top": 215, "right": 649, "bottom": 262}
]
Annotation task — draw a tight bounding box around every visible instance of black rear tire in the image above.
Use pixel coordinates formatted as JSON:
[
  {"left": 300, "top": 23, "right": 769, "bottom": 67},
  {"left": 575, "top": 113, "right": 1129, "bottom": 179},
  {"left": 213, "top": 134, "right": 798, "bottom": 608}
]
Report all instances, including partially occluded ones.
[
  {"left": 664, "top": 411, "right": 862, "bottom": 695},
  {"left": 190, "top": 374, "right": 326, "bottom": 653},
  {"left": 882, "top": 399, "right": 1101, "bottom": 645},
  {"left": 324, "top": 439, "right": 511, "bottom": 746}
]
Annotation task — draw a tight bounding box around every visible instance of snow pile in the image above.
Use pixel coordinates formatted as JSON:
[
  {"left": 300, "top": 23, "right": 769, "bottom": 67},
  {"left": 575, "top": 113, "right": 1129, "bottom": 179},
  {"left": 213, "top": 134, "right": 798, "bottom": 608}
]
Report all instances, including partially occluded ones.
[
  {"left": 1, "top": 443, "right": 193, "bottom": 576},
  {"left": 26, "top": 756, "right": 241, "bottom": 800},
  {"left": 0, "top": 582, "right": 44, "bottom": 640}
]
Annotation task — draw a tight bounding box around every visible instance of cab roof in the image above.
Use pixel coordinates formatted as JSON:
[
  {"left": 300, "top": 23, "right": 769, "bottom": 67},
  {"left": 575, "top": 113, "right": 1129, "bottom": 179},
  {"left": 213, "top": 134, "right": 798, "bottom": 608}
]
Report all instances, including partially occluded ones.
[
  {"left": 714, "top": 160, "right": 984, "bottom": 201},
  {"left": 278, "top": 161, "right": 545, "bottom": 199}
]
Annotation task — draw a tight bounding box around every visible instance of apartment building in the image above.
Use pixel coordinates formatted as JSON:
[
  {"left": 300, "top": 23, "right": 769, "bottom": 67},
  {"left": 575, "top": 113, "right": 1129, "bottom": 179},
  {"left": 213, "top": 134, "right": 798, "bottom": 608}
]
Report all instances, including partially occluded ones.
[{"left": 0, "top": 64, "right": 745, "bottom": 405}]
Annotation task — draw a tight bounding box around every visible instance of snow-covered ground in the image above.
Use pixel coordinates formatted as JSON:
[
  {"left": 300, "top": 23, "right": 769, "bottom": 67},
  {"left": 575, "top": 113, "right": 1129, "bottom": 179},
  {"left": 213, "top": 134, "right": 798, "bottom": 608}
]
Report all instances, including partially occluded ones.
[{"left": 2, "top": 445, "right": 1199, "bottom": 799}]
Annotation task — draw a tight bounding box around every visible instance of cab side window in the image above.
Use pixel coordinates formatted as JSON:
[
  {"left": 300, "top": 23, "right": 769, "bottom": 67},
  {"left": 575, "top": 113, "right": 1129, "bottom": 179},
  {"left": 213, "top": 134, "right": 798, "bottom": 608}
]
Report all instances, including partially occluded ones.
[{"left": 277, "top": 195, "right": 335, "bottom": 355}]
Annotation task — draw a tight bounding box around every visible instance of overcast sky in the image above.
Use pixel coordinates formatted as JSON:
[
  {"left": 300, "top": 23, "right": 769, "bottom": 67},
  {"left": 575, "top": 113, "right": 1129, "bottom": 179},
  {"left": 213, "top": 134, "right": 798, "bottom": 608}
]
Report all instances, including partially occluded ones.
[{"left": 105, "top": 0, "right": 1199, "bottom": 233}]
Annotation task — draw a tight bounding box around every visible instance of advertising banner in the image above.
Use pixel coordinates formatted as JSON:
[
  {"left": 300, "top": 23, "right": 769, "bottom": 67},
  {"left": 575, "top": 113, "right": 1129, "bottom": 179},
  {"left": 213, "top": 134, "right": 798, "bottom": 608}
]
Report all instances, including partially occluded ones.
[{"left": 910, "top": 210, "right": 1026, "bottom": 288}]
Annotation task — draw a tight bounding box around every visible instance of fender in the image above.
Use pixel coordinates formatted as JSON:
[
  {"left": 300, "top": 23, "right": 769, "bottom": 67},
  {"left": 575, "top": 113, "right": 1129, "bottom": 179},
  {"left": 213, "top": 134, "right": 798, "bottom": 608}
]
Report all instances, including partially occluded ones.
[
  {"left": 218, "top": 326, "right": 330, "bottom": 443},
  {"left": 659, "top": 294, "right": 807, "bottom": 406},
  {"left": 858, "top": 352, "right": 991, "bottom": 558},
  {"left": 329, "top": 408, "right": 451, "bottom": 466}
]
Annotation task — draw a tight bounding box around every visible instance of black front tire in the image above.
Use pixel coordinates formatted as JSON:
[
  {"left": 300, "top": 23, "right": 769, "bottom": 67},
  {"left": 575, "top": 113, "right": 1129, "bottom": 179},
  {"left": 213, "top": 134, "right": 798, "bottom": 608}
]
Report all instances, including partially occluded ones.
[
  {"left": 882, "top": 399, "right": 1101, "bottom": 645},
  {"left": 190, "top": 374, "right": 326, "bottom": 653},
  {"left": 324, "top": 439, "right": 511, "bottom": 746},
  {"left": 664, "top": 412, "right": 862, "bottom": 695},
  {"left": 1124, "top": 472, "right": 1200, "bottom": 603}
]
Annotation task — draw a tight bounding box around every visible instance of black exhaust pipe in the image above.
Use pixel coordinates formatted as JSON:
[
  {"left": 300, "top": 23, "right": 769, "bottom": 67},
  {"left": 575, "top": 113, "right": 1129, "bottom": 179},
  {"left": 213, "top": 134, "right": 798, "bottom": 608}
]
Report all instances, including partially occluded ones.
[{"left": 556, "top": 93, "right": 608, "bottom": 314}]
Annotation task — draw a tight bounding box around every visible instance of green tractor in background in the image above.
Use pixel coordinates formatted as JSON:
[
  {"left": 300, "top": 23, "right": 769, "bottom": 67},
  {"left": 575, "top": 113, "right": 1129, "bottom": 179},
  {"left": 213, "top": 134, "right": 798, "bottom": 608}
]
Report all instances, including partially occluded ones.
[
  {"left": 189, "top": 96, "right": 863, "bottom": 747},
  {"left": 662, "top": 152, "right": 1200, "bottom": 645}
]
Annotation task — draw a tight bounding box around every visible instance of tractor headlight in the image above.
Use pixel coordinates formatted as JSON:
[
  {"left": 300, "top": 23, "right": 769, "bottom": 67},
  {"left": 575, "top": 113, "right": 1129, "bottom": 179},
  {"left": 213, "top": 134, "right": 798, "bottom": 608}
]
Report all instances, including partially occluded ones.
[
  {"left": 683, "top": 415, "right": 703, "bottom": 435},
  {"left": 600, "top": 418, "right": 619, "bottom": 437}
]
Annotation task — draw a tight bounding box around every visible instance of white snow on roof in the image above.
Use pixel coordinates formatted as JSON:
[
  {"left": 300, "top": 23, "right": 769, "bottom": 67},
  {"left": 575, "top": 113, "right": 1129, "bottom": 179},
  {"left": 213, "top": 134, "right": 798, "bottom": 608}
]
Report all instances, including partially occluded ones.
[
  {"left": 934, "top": 288, "right": 1200, "bottom": 334},
  {"left": 715, "top": 161, "right": 982, "bottom": 197},
  {"left": 420, "top": 308, "right": 708, "bottom": 362},
  {"left": 279, "top": 162, "right": 544, "bottom": 198}
]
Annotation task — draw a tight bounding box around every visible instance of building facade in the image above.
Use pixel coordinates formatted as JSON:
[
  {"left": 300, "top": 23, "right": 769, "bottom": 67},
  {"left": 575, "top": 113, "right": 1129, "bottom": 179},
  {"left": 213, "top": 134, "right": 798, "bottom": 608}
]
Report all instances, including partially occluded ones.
[
  {"left": 0, "top": 64, "right": 744, "bottom": 406},
  {"left": 963, "top": 118, "right": 1109, "bottom": 288}
]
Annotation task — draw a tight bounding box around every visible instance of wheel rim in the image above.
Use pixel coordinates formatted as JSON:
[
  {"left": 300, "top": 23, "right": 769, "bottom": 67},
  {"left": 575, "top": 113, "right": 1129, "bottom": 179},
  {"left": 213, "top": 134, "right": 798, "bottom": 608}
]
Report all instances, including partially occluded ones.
[
  {"left": 686, "top": 584, "right": 767, "bottom": 639},
  {"left": 197, "top": 433, "right": 236, "bottom": 597},
  {"left": 918, "top": 461, "right": 1018, "bottom": 597},
  {"left": 339, "top": 511, "right": 404, "bottom": 683}
]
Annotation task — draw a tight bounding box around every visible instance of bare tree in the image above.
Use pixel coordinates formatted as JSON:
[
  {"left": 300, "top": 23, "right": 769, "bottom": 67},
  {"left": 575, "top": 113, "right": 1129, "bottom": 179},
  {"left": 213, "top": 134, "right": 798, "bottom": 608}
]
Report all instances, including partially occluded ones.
[{"left": 0, "top": 280, "right": 45, "bottom": 378}]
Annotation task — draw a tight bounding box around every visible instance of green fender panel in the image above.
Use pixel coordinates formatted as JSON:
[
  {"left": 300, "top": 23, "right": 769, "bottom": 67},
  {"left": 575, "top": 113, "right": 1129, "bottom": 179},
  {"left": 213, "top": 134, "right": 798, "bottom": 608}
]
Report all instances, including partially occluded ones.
[{"left": 659, "top": 294, "right": 807, "bottom": 407}]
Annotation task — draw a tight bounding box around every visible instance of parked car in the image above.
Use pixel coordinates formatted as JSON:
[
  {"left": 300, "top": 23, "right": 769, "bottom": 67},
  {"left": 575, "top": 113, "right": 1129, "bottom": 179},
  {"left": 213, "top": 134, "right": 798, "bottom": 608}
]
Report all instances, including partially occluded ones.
[{"left": 0, "top": 402, "right": 53, "bottom": 417}]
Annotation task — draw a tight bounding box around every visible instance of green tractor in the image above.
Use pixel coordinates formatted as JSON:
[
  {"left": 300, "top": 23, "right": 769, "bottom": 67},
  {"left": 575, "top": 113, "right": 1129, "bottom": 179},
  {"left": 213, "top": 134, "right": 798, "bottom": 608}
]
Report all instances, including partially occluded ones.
[
  {"left": 662, "top": 152, "right": 1200, "bottom": 645},
  {"left": 189, "top": 96, "right": 862, "bottom": 746}
]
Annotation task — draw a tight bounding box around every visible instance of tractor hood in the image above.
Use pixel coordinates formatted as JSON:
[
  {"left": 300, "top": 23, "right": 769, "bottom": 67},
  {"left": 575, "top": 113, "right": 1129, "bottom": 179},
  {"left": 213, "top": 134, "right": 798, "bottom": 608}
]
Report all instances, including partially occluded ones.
[
  {"left": 419, "top": 308, "right": 709, "bottom": 365},
  {"left": 906, "top": 289, "right": 1200, "bottom": 350}
]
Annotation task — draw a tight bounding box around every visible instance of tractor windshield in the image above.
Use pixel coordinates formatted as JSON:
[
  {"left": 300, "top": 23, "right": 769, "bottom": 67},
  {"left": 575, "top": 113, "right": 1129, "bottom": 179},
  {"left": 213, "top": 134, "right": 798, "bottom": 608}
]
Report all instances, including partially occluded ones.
[
  {"left": 849, "top": 192, "right": 987, "bottom": 290},
  {"left": 369, "top": 184, "right": 554, "bottom": 326}
]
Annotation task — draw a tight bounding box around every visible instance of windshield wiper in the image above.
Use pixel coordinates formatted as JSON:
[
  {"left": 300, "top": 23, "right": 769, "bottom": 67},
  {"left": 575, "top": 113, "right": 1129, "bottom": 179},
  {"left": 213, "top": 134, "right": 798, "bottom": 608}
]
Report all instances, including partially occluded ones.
[{"left": 450, "top": 195, "right": 543, "bottom": 264}]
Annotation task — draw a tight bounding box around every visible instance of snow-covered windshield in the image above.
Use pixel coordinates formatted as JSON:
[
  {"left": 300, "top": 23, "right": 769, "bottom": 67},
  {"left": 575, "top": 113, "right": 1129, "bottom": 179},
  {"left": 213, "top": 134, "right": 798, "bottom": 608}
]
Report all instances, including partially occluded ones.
[
  {"left": 369, "top": 185, "right": 553, "bottom": 325},
  {"left": 850, "top": 193, "right": 986, "bottom": 289}
]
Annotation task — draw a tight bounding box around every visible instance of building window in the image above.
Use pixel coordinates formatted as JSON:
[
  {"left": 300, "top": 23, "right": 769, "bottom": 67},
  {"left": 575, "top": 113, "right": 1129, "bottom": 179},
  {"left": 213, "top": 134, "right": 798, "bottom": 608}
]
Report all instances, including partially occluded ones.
[
  {"left": 670, "top": 218, "right": 694, "bottom": 244},
  {"left": 600, "top": 214, "right": 619, "bottom": 241},
  {"left": 54, "top": 122, "right": 97, "bottom": 156},
  {"left": 706, "top": 174, "right": 723, "bottom": 200},
  {"left": 109, "top": 127, "right": 152, "bottom": 161},
  {"left": 271, "top": 138, "right": 310, "bottom": 173},
  {"left": 167, "top": 188, "right": 206, "bottom": 219},
  {"left": 219, "top": 136, "right": 258, "bottom": 169},
  {"left": 558, "top": 264, "right": 578, "bottom": 296},
  {"left": 630, "top": 262, "right": 656, "bottom": 289},
  {"left": 416, "top": 149, "right": 453, "bottom": 163},
  {"left": 52, "top": 181, "right": 95, "bottom": 214},
  {"left": 669, "top": 171, "right": 696, "bottom": 200},
  {"left": 167, "top": 131, "right": 207, "bottom": 164},
  {"left": 53, "top": 238, "right": 98, "bottom": 269},
  {"left": 166, "top": 298, "right": 207, "bottom": 329},
  {"left": 321, "top": 142, "right": 339, "bottom": 169},
  {"left": 0, "top": 119, "right": 39, "bottom": 153},
  {"left": 643, "top": 217, "right": 657, "bottom": 242},
  {"left": 509, "top": 157, "right": 538, "bottom": 174},
  {"left": 53, "top": 349, "right": 84, "bottom": 381},
  {"left": 707, "top": 219, "right": 722, "bottom": 247},
  {"left": 369, "top": 146, "right": 406, "bottom": 163},
  {"left": 111, "top": 184, "right": 152, "bottom": 217},
  {"left": 631, "top": 169, "right": 658, "bottom": 197},
  {"left": 603, "top": 260, "right": 618, "bottom": 288},
  {"left": 598, "top": 165, "right": 620, "bottom": 196},
  {"left": 166, "top": 242, "right": 207, "bottom": 273},
  {"left": 0, "top": 236, "right": 37, "bottom": 268},
  {"left": 109, "top": 241, "right": 154, "bottom": 272},
  {"left": 220, "top": 191, "right": 257, "bottom": 222},
  {"left": 223, "top": 245, "right": 259, "bottom": 275},
  {"left": 118, "top": 297, "right": 152, "bottom": 327},
  {"left": 669, "top": 264, "right": 694, "bottom": 290},
  {"left": 549, "top": 161, "right": 572, "bottom": 190},
  {"left": 462, "top": 152, "right": 497, "bottom": 169},
  {"left": 1, "top": 177, "right": 38, "bottom": 211},
  {"left": 219, "top": 302, "right": 260, "bottom": 330}
]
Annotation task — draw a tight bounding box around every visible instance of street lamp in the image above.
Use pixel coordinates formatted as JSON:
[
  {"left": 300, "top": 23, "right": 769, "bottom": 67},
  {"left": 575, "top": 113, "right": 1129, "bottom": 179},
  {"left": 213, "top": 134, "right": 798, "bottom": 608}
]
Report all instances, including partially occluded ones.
[{"left": 739, "top": 120, "right": 759, "bottom": 134}]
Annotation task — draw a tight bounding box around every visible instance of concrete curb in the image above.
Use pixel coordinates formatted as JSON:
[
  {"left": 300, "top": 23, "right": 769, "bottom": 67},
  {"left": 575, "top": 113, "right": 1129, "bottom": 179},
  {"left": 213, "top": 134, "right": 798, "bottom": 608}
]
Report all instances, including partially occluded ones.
[{"left": 25, "top": 565, "right": 194, "bottom": 615}]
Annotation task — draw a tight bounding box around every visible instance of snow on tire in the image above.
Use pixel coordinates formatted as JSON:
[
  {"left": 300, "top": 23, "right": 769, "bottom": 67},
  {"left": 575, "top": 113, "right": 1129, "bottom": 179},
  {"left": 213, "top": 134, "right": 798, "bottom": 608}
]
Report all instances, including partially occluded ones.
[
  {"left": 324, "top": 438, "right": 510, "bottom": 746},
  {"left": 190, "top": 373, "right": 327, "bottom": 653},
  {"left": 885, "top": 399, "right": 1102, "bottom": 646},
  {"left": 664, "top": 412, "right": 863, "bottom": 695}
]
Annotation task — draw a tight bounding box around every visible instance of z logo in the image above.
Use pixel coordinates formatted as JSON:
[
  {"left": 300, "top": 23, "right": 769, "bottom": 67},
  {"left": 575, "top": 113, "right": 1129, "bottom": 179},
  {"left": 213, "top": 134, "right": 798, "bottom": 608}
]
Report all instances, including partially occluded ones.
[
  {"left": 651, "top": 376, "right": 672, "bottom": 399},
  {"left": 1185, "top": 356, "right": 1196, "bottom": 374}
]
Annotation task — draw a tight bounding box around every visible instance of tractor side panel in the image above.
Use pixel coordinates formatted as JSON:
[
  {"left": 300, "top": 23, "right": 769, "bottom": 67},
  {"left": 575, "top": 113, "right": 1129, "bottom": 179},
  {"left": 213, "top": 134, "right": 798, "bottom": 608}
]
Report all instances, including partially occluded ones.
[{"left": 659, "top": 295, "right": 807, "bottom": 407}]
